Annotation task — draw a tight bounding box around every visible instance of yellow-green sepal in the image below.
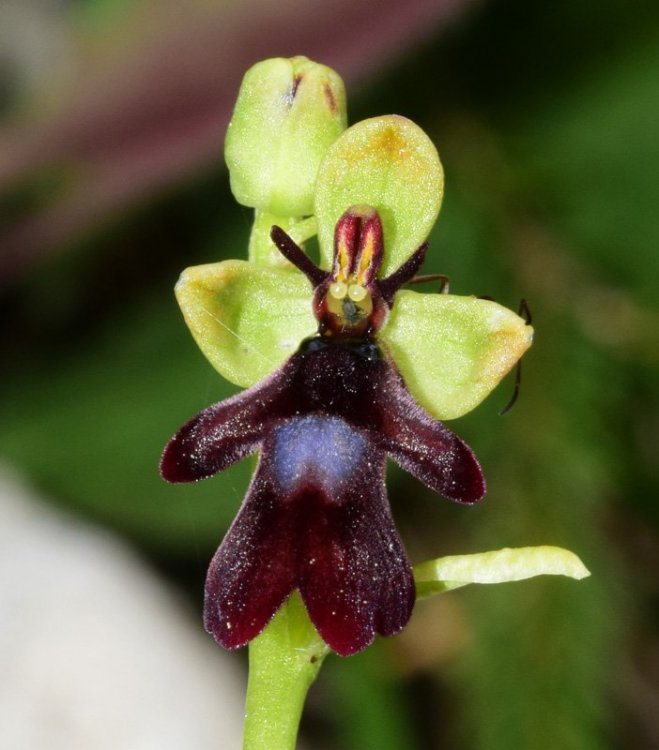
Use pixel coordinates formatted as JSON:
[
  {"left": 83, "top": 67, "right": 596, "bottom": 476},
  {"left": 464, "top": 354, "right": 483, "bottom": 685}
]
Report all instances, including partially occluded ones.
[
  {"left": 414, "top": 546, "right": 591, "bottom": 600},
  {"left": 225, "top": 56, "right": 347, "bottom": 216},
  {"left": 175, "top": 260, "right": 316, "bottom": 387},
  {"left": 314, "top": 115, "right": 444, "bottom": 275},
  {"left": 382, "top": 292, "right": 533, "bottom": 420}
]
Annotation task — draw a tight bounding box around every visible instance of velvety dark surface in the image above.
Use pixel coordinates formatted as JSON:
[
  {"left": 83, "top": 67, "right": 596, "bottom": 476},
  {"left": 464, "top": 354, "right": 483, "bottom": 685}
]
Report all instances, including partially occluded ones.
[{"left": 161, "top": 338, "right": 484, "bottom": 654}]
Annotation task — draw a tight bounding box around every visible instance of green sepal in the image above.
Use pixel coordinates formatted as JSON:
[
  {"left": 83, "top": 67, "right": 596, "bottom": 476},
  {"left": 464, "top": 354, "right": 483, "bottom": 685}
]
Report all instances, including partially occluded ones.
[
  {"left": 382, "top": 291, "right": 533, "bottom": 420},
  {"left": 314, "top": 115, "right": 444, "bottom": 275},
  {"left": 414, "top": 546, "right": 590, "bottom": 600},
  {"left": 175, "top": 260, "right": 316, "bottom": 387},
  {"left": 225, "top": 56, "right": 347, "bottom": 216}
]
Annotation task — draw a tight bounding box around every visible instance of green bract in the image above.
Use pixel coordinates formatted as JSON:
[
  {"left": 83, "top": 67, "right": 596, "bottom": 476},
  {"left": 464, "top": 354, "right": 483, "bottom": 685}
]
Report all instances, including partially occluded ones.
[
  {"left": 225, "top": 56, "right": 347, "bottom": 217},
  {"left": 414, "top": 546, "right": 591, "bottom": 599}
]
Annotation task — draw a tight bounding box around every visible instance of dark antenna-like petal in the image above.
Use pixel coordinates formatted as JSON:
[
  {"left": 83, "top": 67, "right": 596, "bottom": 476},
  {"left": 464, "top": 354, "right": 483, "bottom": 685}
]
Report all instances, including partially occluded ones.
[
  {"left": 376, "top": 242, "right": 428, "bottom": 306},
  {"left": 270, "top": 225, "right": 328, "bottom": 288}
]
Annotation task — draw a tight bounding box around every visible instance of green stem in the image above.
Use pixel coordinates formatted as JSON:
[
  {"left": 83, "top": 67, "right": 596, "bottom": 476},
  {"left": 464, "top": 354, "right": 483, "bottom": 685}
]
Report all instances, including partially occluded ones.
[
  {"left": 243, "top": 593, "right": 330, "bottom": 750},
  {"left": 249, "top": 210, "right": 318, "bottom": 267}
]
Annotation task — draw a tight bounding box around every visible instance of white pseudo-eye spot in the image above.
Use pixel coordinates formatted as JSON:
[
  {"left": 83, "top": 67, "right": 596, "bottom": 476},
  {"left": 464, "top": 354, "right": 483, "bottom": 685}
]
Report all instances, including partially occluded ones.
[
  {"left": 348, "top": 284, "right": 367, "bottom": 302},
  {"left": 329, "top": 282, "right": 348, "bottom": 299}
]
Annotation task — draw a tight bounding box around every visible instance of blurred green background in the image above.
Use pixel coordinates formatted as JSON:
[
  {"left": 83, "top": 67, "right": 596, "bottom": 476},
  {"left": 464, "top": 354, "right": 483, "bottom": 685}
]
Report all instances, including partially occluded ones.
[{"left": 2, "top": 0, "right": 658, "bottom": 748}]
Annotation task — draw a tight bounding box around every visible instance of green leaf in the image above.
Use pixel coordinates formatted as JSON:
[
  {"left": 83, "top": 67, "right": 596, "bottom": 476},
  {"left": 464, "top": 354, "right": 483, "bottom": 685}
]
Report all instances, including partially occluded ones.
[
  {"left": 314, "top": 116, "right": 444, "bottom": 275},
  {"left": 382, "top": 291, "right": 533, "bottom": 420},
  {"left": 414, "top": 546, "right": 590, "bottom": 599},
  {"left": 175, "top": 259, "right": 316, "bottom": 387},
  {"left": 225, "top": 56, "right": 347, "bottom": 216}
]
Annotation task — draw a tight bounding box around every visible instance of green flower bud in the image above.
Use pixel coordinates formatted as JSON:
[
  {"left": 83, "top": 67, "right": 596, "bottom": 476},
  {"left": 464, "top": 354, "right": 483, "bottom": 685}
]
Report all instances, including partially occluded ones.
[{"left": 225, "top": 56, "right": 347, "bottom": 216}]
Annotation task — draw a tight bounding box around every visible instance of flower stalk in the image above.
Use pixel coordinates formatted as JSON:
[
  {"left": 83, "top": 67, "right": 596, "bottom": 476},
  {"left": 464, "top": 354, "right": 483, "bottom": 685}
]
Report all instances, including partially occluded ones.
[
  {"left": 243, "top": 594, "right": 329, "bottom": 750},
  {"left": 248, "top": 211, "right": 318, "bottom": 267}
]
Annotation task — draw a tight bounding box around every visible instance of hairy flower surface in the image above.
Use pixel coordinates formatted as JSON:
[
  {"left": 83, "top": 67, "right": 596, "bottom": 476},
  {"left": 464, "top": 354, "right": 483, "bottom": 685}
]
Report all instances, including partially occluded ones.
[{"left": 162, "top": 208, "right": 486, "bottom": 655}]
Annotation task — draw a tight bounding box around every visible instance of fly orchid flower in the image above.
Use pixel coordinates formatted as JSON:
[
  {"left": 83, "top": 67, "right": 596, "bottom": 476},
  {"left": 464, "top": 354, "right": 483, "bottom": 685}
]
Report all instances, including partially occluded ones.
[
  {"left": 160, "top": 69, "right": 533, "bottom": 656},
  {"left": 161, "top": 205, "right": 491, "bottom": 655}
]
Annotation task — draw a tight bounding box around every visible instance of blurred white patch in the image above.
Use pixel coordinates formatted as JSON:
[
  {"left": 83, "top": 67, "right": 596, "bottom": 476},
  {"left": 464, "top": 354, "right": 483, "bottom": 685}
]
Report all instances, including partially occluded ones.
[{"left": 0, "top": 466, "right": 245, "bottom": 750}]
